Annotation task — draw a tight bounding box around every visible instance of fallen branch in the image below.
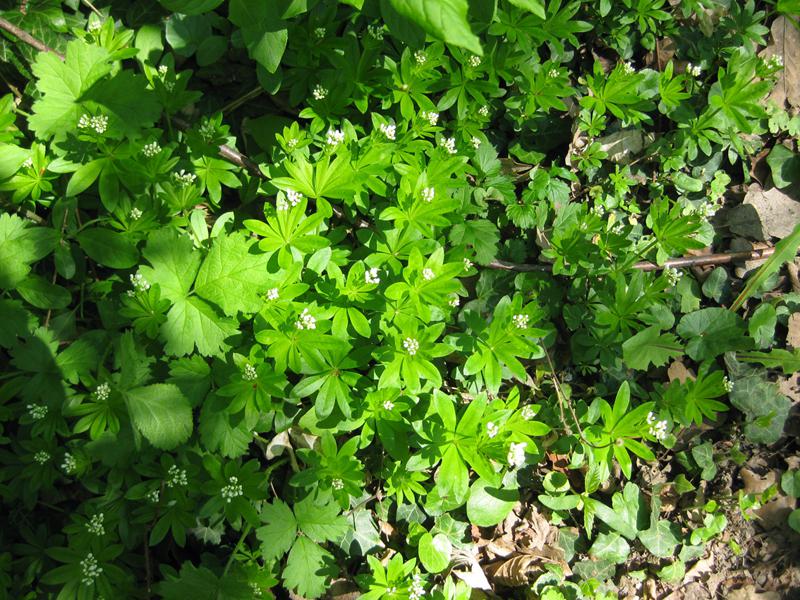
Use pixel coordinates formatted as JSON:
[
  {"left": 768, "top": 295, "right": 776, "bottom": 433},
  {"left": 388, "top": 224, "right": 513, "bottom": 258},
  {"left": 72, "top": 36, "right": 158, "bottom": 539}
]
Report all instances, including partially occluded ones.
[{"left": 0, "top": 17, "right": 64, "bottom": 59}]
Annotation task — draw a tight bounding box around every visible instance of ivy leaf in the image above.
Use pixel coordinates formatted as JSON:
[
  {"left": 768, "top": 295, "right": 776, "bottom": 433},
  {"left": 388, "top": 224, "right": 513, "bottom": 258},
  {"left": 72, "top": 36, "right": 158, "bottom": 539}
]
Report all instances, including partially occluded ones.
[
  {"left": 729, "top": 375, "right": 791, "bottom": 444},
  {"left": 387, "top": 0, "right": 482, "bottom": 55},
  {"left": 256, "top": 500, "right": 298, "bottom": 560},
  {"left": 195, "top": 232, "right": 270, "bottom": 316},
  {"left": 677, "top": 308, "right": 752, "bottom": 361},
  {"left": 337, "top": 506, "right": 384, "bottom": 557},
  {"left": 638, "top": 520, "right": 680, "bottom": 558},
  {"left": 294, "top": 495, "right": 349, "bottom": 543},
  {"left": 283, "top": 537, "right": 335, "bottom": 600},
  {"left": 126, "top": 384, "right": 192, "bottom": 450},
  {"left": 589, "top": 532, "right": 630, "bottom": 563},
  {"left": 622, "top": 326, "right": 683, "bottom": 370},
  {"left": 592, "top": 483, "right": 645, "bottom": 540}
]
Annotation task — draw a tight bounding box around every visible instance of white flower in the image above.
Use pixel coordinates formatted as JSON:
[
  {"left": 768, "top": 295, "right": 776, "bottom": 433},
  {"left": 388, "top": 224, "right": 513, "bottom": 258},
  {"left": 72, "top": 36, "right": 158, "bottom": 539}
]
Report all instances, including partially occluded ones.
[
  {"left": 414, "top": 50, "right": 427, "bottom": 65},
  {"left": 34, "top": 450, "right": 50, "bottom": 465},
  {"left": 368, "top": 24, "right": 384, "bottom": 40},
  {"left": 27, "top": 404, "right": 48, "bottom": 420},
  {"left": 312, "top": 84, "right": 328, "bottom": 100},
  {"left": 146, "top": 488, "right": 160, "bottom": 503},
  {"left": 422, "top": 187, "right": 435, "bottom": 203},
  {"left": 512, "top": 314, "right": 529, "bottom": 329},
  {"left": 286, "top": 189, "right": 303, "bottom": 207},
  {"left": 276, "top": 197, "right": 289, "bottom": 211},
  {"left": 78, "top": 114, "right": 91, "bottom": 129},
  {"left": 251, "top": 582, "right": 263, "bottom": 597},
  {"left": 548, "top": 68, "right": 559, "bottom": 78},
  {"left": 521, "top": 405, "right": 536, "bottom": 420},
  {"left": 421, "top": 111, "right": 439, "bottom": 126},
  {"left": 767, "top": 54, "right": 783, "bottom": 69},
  {"left": 409, "top": 573, "right": 425, "bottom": 600},
  {"left": 142, "top": 141, "right": 161, "bottom": 157},
  {"left": 129, "top": 273, "right": 151, "bottom": 295},
  {"left": 463, "top": 258, "right": 473, "bottom": 270},
  {"left": 295, "top": 308, "right": 317, "bottom": 330},
  {"left": 449, "top": 295, "right": 460, "bottom": 307},
  {"left": 365, "top": 267, "right": 381, "bottom": 285},
  {"left": 314, "top": 27, "right": 327, "bottom": 39},
  {"left": 158, "top": 64, "right": 168, "bottom": 76},
  {"left": 331, "top": 478, "right": 344, "bottom": 490},
  {"left": 172, "top": 169, "right": 196, "bottom": 187},
  {"left": 379, "top": 122, "right": 396, "bottom": 140},
  {"left": 687, "top": 62, "right": 702, "bottom": 77},
  {"left": 723, "top": 376, "right": 734, "bottom": 393},
  {"left": 441, "top": 137, "right": 457, "bottom": 154},
  {"left": 507, "top": 442, "right": 527, "bottom": 468},
  {"left": 221, "top": 476, "right": 244, "bottom": 502},
  {"left": 403, "top": 337, "right": 419, "bottom": 356},
  {"left": 166, "top": 465, "right": 188, "bottom": 487},
  {"left": 486, "top": 422, "right": 499, "bottom": 438},
  {"left": 129, "top": 207, "right": 143, "bottom": 221},
  {"left": 267, "top": 287, "right": 280, "bottom": 300},
  {"left": 94, "top": 382, "right": 111, "bottom": 401},
  {"left": 478, "top": 106, "right": 490, "bottom": 117},
  {"left": 22, "top": 157, "right": 33, "bottom": 169},
  {"left": 88, "top": 19, "right": 102, "bottom": 32},
  {"left": 422, "top": 268, "right": 435, "bottom": 281},
  {"left": 243, "top": 364, "right": 258, "bottom": 381},
  {"left": 80, "top": 553, "right": 103, "bottom": 586},
  {"left": 90, "top": 115, "right": 108, "bottom": 134},
  {"left": 86, "top": 513, "right": 105, "bottom": 536},
  {"left": 664, "top": 267, "right": 682, "bottom": 286},
  {"left": 468, "top": 55, "right": 482, "bottom": 68},
  {"left": 326, "top": 128, "right": 344, "bottom": 146},
  {"left": 383, "top": 399, "right": 395, "bottom": 411},
  {"left": 646, "top": 412, "right": 669, "bottom": 441},
  {"left": 622, "top": 61, "right": 635, "bottom": 74},
  {"left": 286, "top": 137, "right": 299, "bottom": 151},
  {"left": 61, "top": 453, "right": 77, "bottom": 474},
  {"left": 471, "top": 136, "right": 481, "bottom": 149}
]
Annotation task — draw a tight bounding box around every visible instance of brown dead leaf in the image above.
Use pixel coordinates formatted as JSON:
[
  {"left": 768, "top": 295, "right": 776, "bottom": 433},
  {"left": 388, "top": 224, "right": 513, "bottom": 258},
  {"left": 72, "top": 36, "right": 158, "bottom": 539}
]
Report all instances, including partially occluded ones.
[
  {"left": 668, "top": 360, "right": 695, "bottom": 383},
  {"left": 265, "top": 430, "right": 291, "bottom": 460},
  {"left": 596, "top": 129, "right": 655, "bottom": 164},
  {"left": 727, "top": 585, "right": 781, "bottom": 600},
  {"left": 485, "top": 554, "right": 543, "bottom": 587},
  {"left": 727, "top": 183, "right": 800, "bottom": 241},
  {"left": 452, "top": 553, "right": 492, "bottom": 591},
  {"left": 761, "top": 16, "right": 800, "bottom": 110},
  {"left": 787, "top": 312, "right": 800, "bottom": 349}
]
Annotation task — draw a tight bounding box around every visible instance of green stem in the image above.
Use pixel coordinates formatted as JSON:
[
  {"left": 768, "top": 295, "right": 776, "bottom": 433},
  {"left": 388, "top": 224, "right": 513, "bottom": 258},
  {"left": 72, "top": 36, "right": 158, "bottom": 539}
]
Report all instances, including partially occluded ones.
[{"left": 222, "top": 523, "right": 252, "bottom": 579}]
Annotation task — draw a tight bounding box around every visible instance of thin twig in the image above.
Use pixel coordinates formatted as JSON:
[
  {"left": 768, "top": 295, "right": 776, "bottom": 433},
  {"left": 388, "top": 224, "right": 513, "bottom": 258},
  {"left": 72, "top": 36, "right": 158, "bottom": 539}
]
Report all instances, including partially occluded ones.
[{"left": 0, "top": 17, "right": 64, "bottom": 59}]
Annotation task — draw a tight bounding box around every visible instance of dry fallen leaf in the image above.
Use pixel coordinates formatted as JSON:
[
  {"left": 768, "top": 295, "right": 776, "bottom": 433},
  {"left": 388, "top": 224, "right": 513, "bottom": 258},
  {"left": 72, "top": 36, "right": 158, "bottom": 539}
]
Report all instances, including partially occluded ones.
[
  {"left": 452, "top": 552, "right": 492, "bottom": 591},
  {"left": 787, "top": 312, "right": 800, "bottom": 349},
  {"left": 596, "top": 129, "right": 655, "bottom": 164},
  {"left": 485, "top": 553, "right": 542, "bottom": 587},
  {"left": 668, "top": 360, "right": 695, "bottom": 383},
  {"left": 761, "top": 16, "right": 800, "bottom": 110},
  {"left": 727, "top": 585, "right": 782, "bottom": 600},
  {"left": 727, "top": 183, "right": 800, "bottom": 241}
]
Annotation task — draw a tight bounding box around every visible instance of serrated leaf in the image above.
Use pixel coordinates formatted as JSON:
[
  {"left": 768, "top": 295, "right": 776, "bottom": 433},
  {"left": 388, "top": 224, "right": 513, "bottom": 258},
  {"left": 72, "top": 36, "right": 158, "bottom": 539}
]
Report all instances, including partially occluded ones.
[
  {"left": 199, "top": 394, "right": 252, "bottom": 457},
  {"left": 256, "top": 500, "right": 297, "bottom": 560},
  {"left": 294, "top": 495, "right": 349, "bottom": 543},
  {"left": 283, "top": 537, "right": 334, "bottom": 599},
  {"left": 158, "top": 562, "right": 251, "bottom": 600},
  {"left": 162, "top": 296, "right": 239, "bottom": 357},
  {"left": 677, "top": 308, "right": 752, "bottom": 361},
  {"left": 449, "top": 220, "right": 499, "bottom": 264},
  {"left": 622, "top": 326, "right": 684, "bottom": 370},
  {"left": 126, "top": 384, "right": 192, "bottom": 450},
  {"left": 140, "top": 229, "right": 201, "bottom": 302},
  {"left": 0, "top": 213, "right": 57, "bottom": 289}
]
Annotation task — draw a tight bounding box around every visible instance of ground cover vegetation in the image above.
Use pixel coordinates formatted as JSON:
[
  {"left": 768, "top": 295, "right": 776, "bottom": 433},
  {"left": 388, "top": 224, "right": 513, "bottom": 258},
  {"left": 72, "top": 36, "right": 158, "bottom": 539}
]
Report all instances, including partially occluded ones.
[{"left": 0, "top": 0, "right": 800, "bottom": 598}]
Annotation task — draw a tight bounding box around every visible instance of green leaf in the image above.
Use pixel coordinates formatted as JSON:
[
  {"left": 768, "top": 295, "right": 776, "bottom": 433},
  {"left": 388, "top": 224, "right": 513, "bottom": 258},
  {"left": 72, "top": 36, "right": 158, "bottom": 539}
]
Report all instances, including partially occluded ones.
[
  {"left": 229, "top": 0, "right": 288, "bottom": 73},
  {"left": 592, "top": 483, "right": 644, "bottom": 540},
  {"left": 162, "top": 296, "right": 239, "bottom": 357},
  {"left": 0, "top": 144, "right": 30, "bottom": 179},
  {"left": 789, "top": 509, "right": 800, "bottom": 533},
  {"left": 729, "top": 375, "right": 791, "bottom": 444},
  {"left": 639, "top": 520, "right": 680, "bottom": 558},
  {"left": 677, "top": 308, "right": 752, "bottom": 361},
  {"left": 449, "top": 220, "right": 499, "bottom": 265},
  {"left": 766, "top": 144, "right": 800, "bottom": 189},
  {"left": 76, "top": 228, "right": 140, "bottom": 269},
  {"left": 66, "top": 159, "right": 104, "bottom": 197},
  {"left": 748, "top": 303, "right": 777, "bottom": 348},
  {"left": 781, "top": 470, "right": 800, "bottom": 497},
  {"left": 622, "top": 326, "right": 683, "bottom": 370},
  {"left": 294, "top": 495, "right": 349, "bottom": 543},
  {"left": 199, "top": 394, "right": 252, "bottom": 457},
  {"left": 158, "top": 562, "right": 251, "bottom": 600},
  {"left": 418, "top": 532, "right": 452, "bottom": 573},
  {"left": 731, "top": 222, "right": 800, "bottom": 312},
  {"left": 283, "top": 537, "right": 334, "bottom": 599},
  {"left": 387, "top": 0, "right": 482, "bottom": 54},
  {"left": 256, "top": 500, "right": 298, "bottom": 560},
  {"left": 159, "top": 0, "right": 224, "bottom": 14},
  {"left": 466, "top": 478, "right": 518, "bottom": 526},
  {"left": 507, "top": 0, "right": 545, "bottom": 18},
  {"left": 737, "top": 349, "right": 800, "bottom": 374},
  {"left": 140, "top": 228, "right": 201, "bottom": 303},
  {"left": 0, "top": 213, "right": 57, "bottom": 288},
  {"left": 691, "top": 442, "right": 717, "bottom": 480},
  {"left": 194, "top": 232, "right": 270, "bottom": 316},
  {"left": 589, "top": 532, "right": 630, "bottom": 563},
  {"left": 126, "top": 384, "right": 192, "bottom": 450},
  {"left": 17, "top": 275, "right": 71, "bottom": 309}
]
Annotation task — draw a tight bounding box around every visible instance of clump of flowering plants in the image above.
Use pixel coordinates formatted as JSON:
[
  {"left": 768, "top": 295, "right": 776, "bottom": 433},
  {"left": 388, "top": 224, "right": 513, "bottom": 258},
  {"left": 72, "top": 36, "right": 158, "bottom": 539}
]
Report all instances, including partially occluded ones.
[{"left": 0, "top": 0, "right": 797, "bottom": 597}]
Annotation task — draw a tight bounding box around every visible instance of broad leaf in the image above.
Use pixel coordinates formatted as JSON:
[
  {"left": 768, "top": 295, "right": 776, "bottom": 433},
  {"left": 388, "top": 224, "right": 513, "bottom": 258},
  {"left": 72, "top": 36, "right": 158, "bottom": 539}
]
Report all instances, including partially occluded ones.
[{"left": 126, "top": 384, "right": 192, "bottom": 450}]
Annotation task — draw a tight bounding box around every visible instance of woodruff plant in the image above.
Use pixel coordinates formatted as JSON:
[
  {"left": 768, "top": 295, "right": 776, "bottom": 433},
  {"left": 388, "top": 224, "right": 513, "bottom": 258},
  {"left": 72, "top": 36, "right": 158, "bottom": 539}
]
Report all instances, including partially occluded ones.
[{"left": 0, "top": 0, "right": 796, "bottom": 598}]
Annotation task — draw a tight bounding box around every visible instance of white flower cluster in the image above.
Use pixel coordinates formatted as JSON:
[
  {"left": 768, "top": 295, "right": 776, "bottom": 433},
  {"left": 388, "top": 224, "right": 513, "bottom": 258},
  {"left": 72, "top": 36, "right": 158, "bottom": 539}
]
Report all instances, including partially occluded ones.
[
  {"left": 146, "top": 488, "right": 160, "bottom": 503},
  {"left": 767, "top": 54, "right": 783, "bottom": 69},
  {"left": 521, "top": 405, "right": 536, "bottom": 420},
  {"left": 507, "top": 442, "right": 527, "bottom": 468},
  {"left": 141, "top": 141, "right": 161, "bottom": 157},
  {"left": 403, "top": 337, "right": 419, "bottom": 356},
  {"left": 22, "top": 157, "right": 33, "bottom": 169},
  {"left": 421, "top": 111, "right": 439, "bottom": 126},
  {"left": 78, "top": 114, "right": 108, "bottom": 134},
  {"left": 414, "top": 50, "right": 427, "bottom": 65},
  {"left": 440, "top": 137, "right": 457, "bottom": 155},
  {"left": 422, "top": 187, "right": 435, "bottom": 203},
  {"left": 242, "top": 364, "right": 258, "bottom": 381},
  {"left": 326, "top": 129, "right": 344, "bottom": 146},
  {"left": 172, "top": 169, "right": 196, "bottom": 187},
  {"left": 468, "top": 55, "right": 482, "bottom": 68},
  {"left": 62, "top": 453, "right": 77, "bottom": 474},
  {"left": 251, "top": 582, "right": 263, "bottom": 598},
  {"left": 478, "top": 106, "right": 490, "bottom": 117},
  {"left": 286, "top": 138, "right": 299, "bottom": 151},
  {"left": 686, "top": 63, "right": 702, "bottom": 77},
  {"left": 723, "top": 376, "right": 734, "bottom": 393},
  {"left": 471, "top": 137, "right": 481, "bottom": 149},
  {"left": 80, "top": 553, "right": 103, "bottom": 586},
  {"left": 463, "top": 258, "right": 473, "bottom": 270},
  {"left": 312, "top": 85, "right": 328, "bottom": 100},
  {"left": 548, "top": 68, "right": 560, "bottom": 78},
  {"left": 128, "top": 273, "right": 150, "bottom": 296},
  {"left": 646, "top": 412, "right": 668, "bottom": 441},
  {"left": 221, "top": 476, "right": 244, "bottom": 502},
  {"left": 166, "top": 465, "right": 188, "bottom": 488},
  {"left": 486, "top": 422, "right": 499, "bottom": 438},
  {"left": 27, "top": 404, "right": 48, "bottom": 420},
  {"left": 512, "top": 314, "right": 529, "bottom": 329},
  {"left": 314, "top": 27, "right": 326, "bottom": 39},
  {"left": 383, "top": 399, "right": 395, "bottom": 411},
  {"left": 409, "top": 573, "right": 425, "bottom": 600},
  {"left": 95, "top": 382, "right": 111, "bottom": 402},
  {"left": 34, "top": 450, "right": 50, "bottom": 465},
  {"left": 158, "top": 65, "right": 168, "bottom": 76},
  {"left": 295, "top": 308, "right": 317, "bottom": 330},
  {"left": 664, "top": 267, "right": 682, "bottom": 286},
  {"left": 422, "top": 268, "right": 435, "bottom": 281},
  {"left": 367, "top": 24, "right": 384, "bottom": 40},
  {"left": 266, "top": 287, "right": 279, "bottom": 301},
  {"left": 277, "top": 189, "right": 303, "bottom": 212},
  {"left": 365, "top": 267, "right": 381, "bottom": 285},
  {"left": 331, "top": 478, "right": 344, "bottom": 490},
  {"left": 449, "top": 295, "right": 460, "bottom": 307},
  {"left": 129, "top": 207, "right": 143, "bottom": 221},
  {"left": 379, "top": 122, "right": 396, "bottom": 140},
  {"left": 622, "top": 61, "right": 635, "bottom": 74},
  {"left": 86, "top": 513, "right": 105, "bottom": 536}
]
